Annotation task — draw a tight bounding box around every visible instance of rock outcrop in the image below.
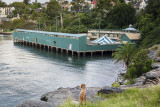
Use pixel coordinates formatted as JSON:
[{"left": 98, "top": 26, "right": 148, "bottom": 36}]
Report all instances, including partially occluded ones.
[
  {"left": 17, "top": 100, "right": 53, "bottom": 107},
  {"left": 41, "top": 86, "right": 102, "bottom": 107},
  {"left": 98, "top": 87, "right": 123, "bottom": 95}
]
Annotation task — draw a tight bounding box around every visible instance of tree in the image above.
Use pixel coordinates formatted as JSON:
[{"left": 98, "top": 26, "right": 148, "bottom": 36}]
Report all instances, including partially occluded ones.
[
  {"left": 30, "top": 2, "right": 41, "bottom": 10},
  {"left": 71, "top": 0, "right": 89, "bottom": 13},
  {"left": 11, "top": 2, "right": 26, "bottom": 16},
  {"left": 127, "top": 49, "right": 152, "bottom": 79},
  {"left": 23, "top": 0, "right": 30, "bottom": 5},
  {"left": 0, "top": 0, "right": 7, "bottom": 7},
  {"left": 108, "top": 3, "right": 136, "bottom": 28},
  {"left": 31, "top": 11, "right": 39, "bottom": 20},
  {"left": 46, "top": 0, "right": 61, "bottom": 18},
  {"left": 138, "top": 0, "right": 160, "bottom": 48},
  {"left": 112, "top": 43, "right": 137, "bottom": 70}
]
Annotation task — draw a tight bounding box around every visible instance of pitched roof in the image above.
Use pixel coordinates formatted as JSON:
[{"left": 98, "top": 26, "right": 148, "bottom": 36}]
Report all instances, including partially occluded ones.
[
  {"left": 91, "top": 1, "right": 98, "bottom": 4},
  {"left": 125, "top": 33, "right": 141, "bottom": 40},
  {"left": 15, "top": 29, "right": 86, "bottom": 38}
]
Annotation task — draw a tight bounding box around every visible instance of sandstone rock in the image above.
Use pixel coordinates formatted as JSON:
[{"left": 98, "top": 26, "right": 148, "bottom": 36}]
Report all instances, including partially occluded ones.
[
  {"left": 143, "top": 69, "right": 160, "bottom": 78},
  {"left": 97, "top": 87, "right": 123, "bottom": 95},
  {"left": 151, "top": 63, "right": 159, "bottom": 69},
  {"left": 148, "top": 50, "right": 157, "bottom": 59},
  {"left": 41, "top": 86, "right": 102, "bottom": 107},
  {"left": 16, "top": 100, "right": 53, "bottom": 107},
  {"left": 134, "top": 76, "right": 146, "bottom": 86},
  {"left": 116, "top": 73, "right": 126, "bottom": 85},
  {"left": 156, "top": 57, "right": 160, "bottom": 62}
]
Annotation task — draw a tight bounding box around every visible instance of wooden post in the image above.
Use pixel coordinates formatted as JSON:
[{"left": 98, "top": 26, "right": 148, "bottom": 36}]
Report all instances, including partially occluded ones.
[
  {"left": 91, "top": 52, "right": 93, "bottom": 56},
  {"left": 40, "top": 44, "right": 41, "bottom": 48},
  {"left": 56, "top": 48, "right": 58, "bottom": 52},
  {"left": 101, "top": 51, "right": 104, "bottom": 56},
  {"left": 32, "top": 43, "right": 34, "bottom": 47},
  {"left": 48, "top": 46, "right": 50, "bottom": 50},
  {"left": 66, "top": 50, "right": 68, "bottom": 54},
  {"left": 72, "top": 51, "right": 74, "bottom": 56},
  {"left": 61, "top": 49, "right": 63, "bottom": 53},
  {"left": 83, "top": 52, "right": 86, "bottom": 56},
  {"left": 78, "top": 52, "right": 80, "bottom": 57}
]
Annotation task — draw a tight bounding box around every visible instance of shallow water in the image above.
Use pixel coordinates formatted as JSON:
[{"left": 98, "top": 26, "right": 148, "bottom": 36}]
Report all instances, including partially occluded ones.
[{"left": 0, "top": 35, "right": 124, "bottom": 107}]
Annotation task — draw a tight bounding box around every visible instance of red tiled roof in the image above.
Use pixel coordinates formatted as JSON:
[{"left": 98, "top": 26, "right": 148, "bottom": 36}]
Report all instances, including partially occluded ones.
[{"left": 91, "top": 1, "right": 98, "bottom": 4}]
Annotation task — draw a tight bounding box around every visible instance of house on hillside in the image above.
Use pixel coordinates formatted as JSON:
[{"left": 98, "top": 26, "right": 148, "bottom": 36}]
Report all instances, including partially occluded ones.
[
  {"left": 0, "top": 7, "right": 15, "bottom": 23},
  {"left": 134, "top": 0, "right": 148, "bottom": 12},
  {"left": 0, "top": 7, "right": 14, "bottom": 18}
]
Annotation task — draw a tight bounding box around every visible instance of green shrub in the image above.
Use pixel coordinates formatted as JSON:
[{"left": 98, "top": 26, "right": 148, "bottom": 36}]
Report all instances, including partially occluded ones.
[
  {"left": 126, "top": 49, "right": 153, "bottom": 79},
  {"left": 112, "top": 82, "right": 120, "bottom": 87}
]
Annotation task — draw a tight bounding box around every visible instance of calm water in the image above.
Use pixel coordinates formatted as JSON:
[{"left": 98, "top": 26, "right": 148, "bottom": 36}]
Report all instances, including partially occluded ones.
[{"left": 0, "top": 35, "right": 123, "bottom": 107}]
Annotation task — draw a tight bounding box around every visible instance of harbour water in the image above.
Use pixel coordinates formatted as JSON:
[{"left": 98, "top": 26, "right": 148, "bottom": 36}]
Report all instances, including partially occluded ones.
[{"left": 0, "top": 35, "right": 124, "bottom": 107}]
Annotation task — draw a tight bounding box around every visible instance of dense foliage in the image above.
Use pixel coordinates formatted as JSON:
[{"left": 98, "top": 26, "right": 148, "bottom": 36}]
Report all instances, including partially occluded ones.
[
  {"left": 113, "top": 43, "right": 152, "bottom": 80},
  {"left": 138, "top": 0, "right": 160, "bottom": 48},
  {"left": 0, "top": 0, "right": 137, "bottom": 33},
  {"left": 126, "top": 49, "right": 152, "bottom": 79},
  {"left": 108, "top": 3, "right": 136, "bottom": 28},
  {"left": 112, "top": 43, "right": 137, "bottom": 70},
  {"left": 0, "top": 0, "right": 6, "bottom": 7}
]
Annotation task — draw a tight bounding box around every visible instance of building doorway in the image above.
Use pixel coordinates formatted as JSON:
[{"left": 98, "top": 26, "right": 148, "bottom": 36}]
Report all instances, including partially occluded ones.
[
  {"left": 68, "top": 44, "right": 72, "bottom": 50},
  {"left": 53, "top": 41, "right": 56, "bottom": 47}
]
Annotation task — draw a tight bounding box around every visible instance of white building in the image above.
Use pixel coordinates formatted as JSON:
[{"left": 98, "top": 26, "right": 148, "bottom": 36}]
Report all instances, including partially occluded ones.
[{"left": 0, "top": 7, "right": 15, "bottom": 18}]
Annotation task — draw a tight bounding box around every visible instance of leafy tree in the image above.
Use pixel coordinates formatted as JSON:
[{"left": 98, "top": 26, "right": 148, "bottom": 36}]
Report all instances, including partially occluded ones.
[
  {"left": 23, "top": 0, "right": 30, "bottom": 5},
  {"left": 112, "top": 43, "right": 137, "bottom": 70},
  {"left": 138, "top": 0, "right": 160, "bottom": 48},
  {"left": 46, "top": 0, "right": 61, "bottom": 18},
  {"left": 64, "top": 24, "right": 87, "bottom": 33},
  {"left": 0, "top": 0, "right": 7, "bottom": 7},
  {"left": 108, "top": 3, "right": 136, "bottom": 28},
  {"left": 30, "top": 2, "right": 41, "bottom": 10},
  {"left": 145, "top": 0, "right": 160, "bottom": 20},
  {"left": 140, "top": 27, "right": 160, "bottom": 48},
  {"left": 127, "top": 49, "right": 152, "bottom": 79},
  {"left": 71, "top": 0, "right": 89, "bottom": 13},
  {"left": 11, "top": 2, "right": 26, "bottom": 16},
  {"left": 96, "top": 0, "right": 112, "bottom": 11},
  {"left": 31, "top": 11, "right": 39, "bottom": 20}
]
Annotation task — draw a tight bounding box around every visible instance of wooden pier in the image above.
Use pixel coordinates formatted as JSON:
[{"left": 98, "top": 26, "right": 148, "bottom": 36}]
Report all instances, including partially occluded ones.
[
  {"left": 14, "top": 39, "right": 114, "bottom": 56},
  {"left": 13, "top": 29, "right": 121, "bottom": 56}
]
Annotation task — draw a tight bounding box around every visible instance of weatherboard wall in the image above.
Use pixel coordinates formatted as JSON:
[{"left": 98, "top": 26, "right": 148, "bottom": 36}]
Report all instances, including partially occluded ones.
[
  {"left": 13, "top": 30, "right": 123, "bottom": 52},
  {"left": 13, "top": 31, "right": 87, "bottom": 51}
]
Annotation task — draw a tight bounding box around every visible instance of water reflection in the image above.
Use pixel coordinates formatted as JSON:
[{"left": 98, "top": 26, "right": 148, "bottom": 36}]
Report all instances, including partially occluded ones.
[{"left": 0, "top": 36, "right": 123, "bottom": 107}]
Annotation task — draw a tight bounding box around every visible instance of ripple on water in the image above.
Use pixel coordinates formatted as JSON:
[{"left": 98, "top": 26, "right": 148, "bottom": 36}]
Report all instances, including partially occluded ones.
[{"left": 0, "top": 38, "right": 124, "bottom": 107}]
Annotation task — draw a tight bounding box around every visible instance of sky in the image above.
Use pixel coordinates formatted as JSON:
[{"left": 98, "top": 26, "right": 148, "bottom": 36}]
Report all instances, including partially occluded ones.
[{"left": 4, "top": 0, "right": 71, "bottom": 5}]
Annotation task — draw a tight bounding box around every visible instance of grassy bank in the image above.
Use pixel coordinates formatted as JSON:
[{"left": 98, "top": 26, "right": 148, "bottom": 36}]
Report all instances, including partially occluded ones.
[{"left": 60, "top": 86, "right": 160, "bottom": 107}]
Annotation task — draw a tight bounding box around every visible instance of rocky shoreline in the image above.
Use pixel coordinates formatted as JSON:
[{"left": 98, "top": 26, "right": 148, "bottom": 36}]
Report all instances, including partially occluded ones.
[
  {"left": 17, "top": 86, "right": 125, "bottom": 107},
  {"left": 17, "top": 50, "right": 160, "bottom": 107}
]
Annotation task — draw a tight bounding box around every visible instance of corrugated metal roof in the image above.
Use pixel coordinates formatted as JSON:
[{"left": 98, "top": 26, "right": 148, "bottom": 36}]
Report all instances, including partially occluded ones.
[
  {"left": 15, "top": 29, "right": 86, "bottom": 38},
  {"left": 125, "top": 33, "right": 141, "bottom": 40}
]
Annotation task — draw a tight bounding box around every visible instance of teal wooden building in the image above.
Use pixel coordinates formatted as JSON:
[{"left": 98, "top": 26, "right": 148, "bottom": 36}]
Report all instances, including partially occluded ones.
[
  {"left": 13, "top": 29, "right": 122, "bottom": 56},
  {"left": 120, "top": 33, "right": 141, "bottom": 44}
]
